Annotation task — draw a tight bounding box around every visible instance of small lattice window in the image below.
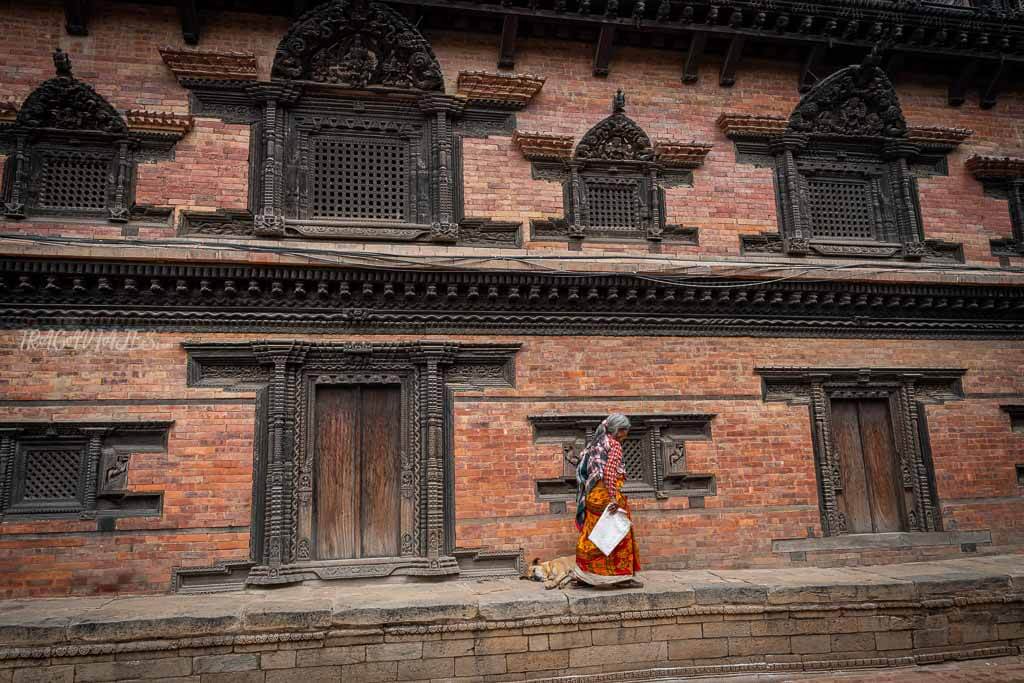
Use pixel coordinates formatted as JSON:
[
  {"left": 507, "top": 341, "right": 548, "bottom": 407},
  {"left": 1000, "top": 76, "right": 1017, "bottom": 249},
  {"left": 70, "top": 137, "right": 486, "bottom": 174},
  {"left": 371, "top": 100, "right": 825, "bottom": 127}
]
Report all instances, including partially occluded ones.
[
  {"left": 36, "top": 151, "right": 110, "bottom": 212},
  {"left": 621, "top": 437, "right": 654, "bottom": 486},
  {"left": 806, "top": 178, "right": 877, "bottom": 240},
  {"left": 311, "top": 135, "right": 409, "bottom": 221},
  {"left": 585, "top": 180, "right": 641, "bottom": 231},
  {"left": 20, "top": 446, "right": 83, "bottom": 502}
]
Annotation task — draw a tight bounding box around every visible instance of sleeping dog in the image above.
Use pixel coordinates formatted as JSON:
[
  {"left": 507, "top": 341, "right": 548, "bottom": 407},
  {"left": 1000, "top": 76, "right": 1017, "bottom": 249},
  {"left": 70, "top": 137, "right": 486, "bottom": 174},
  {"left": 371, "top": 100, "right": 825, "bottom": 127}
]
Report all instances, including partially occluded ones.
[{"left": 522, "top": 555, "right": 576, "bottom": 590}]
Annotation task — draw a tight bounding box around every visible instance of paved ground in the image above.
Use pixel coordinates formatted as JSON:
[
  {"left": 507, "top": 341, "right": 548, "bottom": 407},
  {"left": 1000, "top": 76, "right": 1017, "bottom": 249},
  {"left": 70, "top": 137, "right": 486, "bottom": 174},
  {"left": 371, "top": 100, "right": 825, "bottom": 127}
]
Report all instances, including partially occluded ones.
[{"left": 658, "top": 655, "right": 1024, "bottom": 682}]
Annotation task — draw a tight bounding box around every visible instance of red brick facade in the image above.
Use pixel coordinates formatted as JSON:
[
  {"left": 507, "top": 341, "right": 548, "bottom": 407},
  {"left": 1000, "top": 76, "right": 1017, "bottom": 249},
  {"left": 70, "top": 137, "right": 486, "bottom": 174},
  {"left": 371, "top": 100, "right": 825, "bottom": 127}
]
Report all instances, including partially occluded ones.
[{"left": 0, "top": 1, "right": 1022, "bottom": 597}]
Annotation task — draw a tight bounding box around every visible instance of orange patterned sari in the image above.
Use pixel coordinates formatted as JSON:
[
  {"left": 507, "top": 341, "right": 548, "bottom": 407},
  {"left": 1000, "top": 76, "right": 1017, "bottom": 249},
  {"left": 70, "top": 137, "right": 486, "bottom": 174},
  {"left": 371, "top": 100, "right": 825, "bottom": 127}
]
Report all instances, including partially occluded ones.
[{"left": 575, "top": 475, "right": 641, "bottom": 577}]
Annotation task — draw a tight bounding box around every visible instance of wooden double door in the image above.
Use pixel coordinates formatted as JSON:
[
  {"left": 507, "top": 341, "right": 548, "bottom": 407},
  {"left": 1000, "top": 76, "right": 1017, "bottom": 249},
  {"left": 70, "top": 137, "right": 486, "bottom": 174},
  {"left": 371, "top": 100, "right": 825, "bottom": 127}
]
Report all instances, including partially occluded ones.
[
  {"left": 313, "top": 384, "right": 402, "bottom": 560},
  {"left": 830, "top": 398, "right": 909, "bottom": 534}
]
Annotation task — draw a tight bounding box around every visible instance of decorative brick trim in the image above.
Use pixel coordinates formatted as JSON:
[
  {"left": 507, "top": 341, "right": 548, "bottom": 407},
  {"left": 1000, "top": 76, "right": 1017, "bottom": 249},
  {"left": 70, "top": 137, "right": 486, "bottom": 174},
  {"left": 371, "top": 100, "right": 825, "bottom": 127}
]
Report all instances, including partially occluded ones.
[
  {"left": 125, "top": 110, "right": 194, "bottom": 136},
  {"left": 456, "top": 71, "right": 545, "bottom": 110},
  {"left": 966, "top": 155, "right": 1024, "bottom": 180},
  {"left": 654, "top": 141, "right": 714, "bottom": 169},
  {"left": 513, "top": 130, "right": 574, "bottom": 161},
  {"left": 158, "top": 46, "right": 258, "bottom": 82},
  {"left": 717, "top": 113, "right": 786, "bottom": 139}
]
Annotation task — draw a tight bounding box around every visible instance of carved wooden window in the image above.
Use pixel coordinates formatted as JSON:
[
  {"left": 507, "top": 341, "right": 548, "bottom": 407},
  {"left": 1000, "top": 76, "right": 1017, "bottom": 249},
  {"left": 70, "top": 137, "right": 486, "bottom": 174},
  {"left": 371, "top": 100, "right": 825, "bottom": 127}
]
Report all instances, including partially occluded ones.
[
  {"left": 724, "top": 53, "right": 965, "bottom": 262},
  {"left": 3, "top": 51, "right": 131, "bottom": 222},
  {"left": 530, "top": 414, "right": 716, "bottom": 501},
  {"left": 523, "top": 91, "right": 707, "bottom": 250},
  {"left": 758, "top": 368, "right": 965, "bottom": 536},
  {"left": 0, "top": 422, "right": 171, "bottom": 520},
  {"left": 805, "top": 178, "right": 878, "bottom": 240},
  {"left": 1, "top": 50, "right": 188, "bottom": 224},
  {"left": 966, "top": 156, "right": 1024, "bottom": 258},
  {"left": 309, "top": 135, "right": 410, "bottom": 221}
]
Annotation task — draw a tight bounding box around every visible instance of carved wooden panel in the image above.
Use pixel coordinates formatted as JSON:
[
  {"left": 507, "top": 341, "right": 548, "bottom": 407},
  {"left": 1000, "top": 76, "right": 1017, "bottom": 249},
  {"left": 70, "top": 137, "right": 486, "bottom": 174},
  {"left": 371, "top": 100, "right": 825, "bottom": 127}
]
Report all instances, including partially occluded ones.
[
  {"left": 35, "top": 150, "right": 111, "bottom": 212},
  {"left": 0, "top": 422, "right": 171, "bottom": 520},
  {"left": 806, "top": 178, "right": 877, "bottom": 240}
]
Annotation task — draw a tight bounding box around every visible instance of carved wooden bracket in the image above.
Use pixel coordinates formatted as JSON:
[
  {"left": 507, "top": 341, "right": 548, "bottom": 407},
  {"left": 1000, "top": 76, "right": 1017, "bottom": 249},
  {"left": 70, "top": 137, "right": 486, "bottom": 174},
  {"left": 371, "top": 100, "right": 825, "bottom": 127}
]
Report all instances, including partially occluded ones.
[
  {"left": 758, "top": 367, "right": 965, "bottom": 537},
  {"left": 967, "top": 155, "right": 1024, "bottom": 258},
  {"left": 158, "top": 46, "right": 258, "bottom": 83},
  {"left": 513, "top": 130, "right": 574, "bottom": 161},
  {"left": 456, "top": 71, "right": 545, "bottom": 110}
]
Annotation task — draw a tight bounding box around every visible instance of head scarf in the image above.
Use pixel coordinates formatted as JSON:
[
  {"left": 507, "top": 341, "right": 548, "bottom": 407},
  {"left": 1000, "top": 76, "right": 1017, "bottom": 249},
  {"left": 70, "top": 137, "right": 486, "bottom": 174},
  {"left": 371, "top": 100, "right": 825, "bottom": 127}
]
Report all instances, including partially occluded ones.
[{"left": 574, "top": 413, "right": 631, "bottom": 530}]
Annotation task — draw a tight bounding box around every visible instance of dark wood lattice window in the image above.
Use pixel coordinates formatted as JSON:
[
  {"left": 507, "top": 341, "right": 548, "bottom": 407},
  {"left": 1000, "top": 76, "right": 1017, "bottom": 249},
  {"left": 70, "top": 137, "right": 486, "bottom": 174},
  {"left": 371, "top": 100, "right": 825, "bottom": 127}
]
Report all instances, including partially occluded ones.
[
  {"left": 35, "top": 150, "right": 112, "bottom": 213},
  {"left": 0, "top": 422, "right": 171, "bottom": 520},
  {"left": 530, "top": 414, "right": 717, "bottom": 501},
  {"left": 806, "top": 178, "right": 877, "bottom": 240},
  {"left": 310, "top": 135, "right": 410, "bottom": 221},
  {"left": 584, "top": 179, "right": 642, "bottom": 232},
  {"left": 11, "top": 442, "right": 87, "bottom": 514}
]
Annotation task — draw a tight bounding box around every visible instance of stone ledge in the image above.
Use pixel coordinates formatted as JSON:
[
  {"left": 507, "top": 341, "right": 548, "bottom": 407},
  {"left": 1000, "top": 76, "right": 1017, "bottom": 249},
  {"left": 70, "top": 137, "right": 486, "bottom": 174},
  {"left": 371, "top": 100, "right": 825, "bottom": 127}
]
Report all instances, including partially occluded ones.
[{"left": 772, "top": 531, "right": 993, "bottom": 554}]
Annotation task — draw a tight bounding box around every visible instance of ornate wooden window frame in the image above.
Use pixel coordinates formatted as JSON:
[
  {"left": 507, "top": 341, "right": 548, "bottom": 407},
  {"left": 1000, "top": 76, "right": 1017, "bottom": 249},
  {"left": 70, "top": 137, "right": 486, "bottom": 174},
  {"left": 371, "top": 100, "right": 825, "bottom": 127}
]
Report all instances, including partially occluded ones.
[
  {"left": 757, "top": 367, "right": 965, "bottom": 536},
  {"left": 721, "top": 51, "right": 969, "bottom": 263},
  {"left": 183, "top": 340, "right": 519, "bottom": 585},
  {"left": 966, "top": 155, "right": 1024, "bottom": 258},
  {"left": 530, "top": 413, "right": 716, "bottom": 502},
  {"left": 515, "top": 91, "right": 711, "bottom": 252},
  {"left": 0, "top": 421, "right": 171, "bottom": 522},
  {"left": 0, "top": 49, "right": 190, "bottom": 224},
  {"left": 169, "top": 1, "right": 541, "bottom": 248}
]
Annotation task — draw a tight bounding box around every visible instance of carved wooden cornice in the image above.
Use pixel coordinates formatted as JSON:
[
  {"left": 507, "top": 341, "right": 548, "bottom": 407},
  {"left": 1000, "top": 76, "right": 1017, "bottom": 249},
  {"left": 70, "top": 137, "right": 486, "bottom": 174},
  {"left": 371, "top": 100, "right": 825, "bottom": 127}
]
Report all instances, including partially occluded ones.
[
  {"left": 654, "top": 141, "right": 714, "bottom": 169},
  {"left": 717, "top": 113, "right": 787, "bottom": 140},
  {"left": 125, "top": 110, "right": 194, "bottom": 137},
  {"left": 456, "top": 71, "right": 545, "bottom": 110},
  {"left": 2, "top": 256, "right": 1023, "bottom": 339},
  {"left": 158, "top": 46, "right": 258, "bottom": 82},
  {"left": 966, "top": 155, "right": 1024, "bottom": 180},
  {"left": 719, "top": 113, "right": 972, "bottom": 151},
  {"left": 907, "top": 126, "right": 973, "bottom": 149},
  {"left": 513, "top": 130, "right": 574, "bottom": 161}
]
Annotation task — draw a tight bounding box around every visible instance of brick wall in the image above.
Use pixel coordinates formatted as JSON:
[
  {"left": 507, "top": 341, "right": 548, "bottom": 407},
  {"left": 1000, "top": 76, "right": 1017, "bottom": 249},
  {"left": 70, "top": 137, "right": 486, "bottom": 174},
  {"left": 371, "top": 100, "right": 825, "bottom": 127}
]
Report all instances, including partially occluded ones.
[
  {"left": 1, "top": 331, "right": 1021, "bottom": 596},
  {"left": 0, "top": 3, "right": 1022, "bottom": 263}
]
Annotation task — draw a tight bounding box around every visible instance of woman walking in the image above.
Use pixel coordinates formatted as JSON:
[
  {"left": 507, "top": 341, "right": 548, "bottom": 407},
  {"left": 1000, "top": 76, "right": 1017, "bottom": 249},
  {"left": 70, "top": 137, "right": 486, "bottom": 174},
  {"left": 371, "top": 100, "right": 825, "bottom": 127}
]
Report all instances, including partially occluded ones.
[{"left": 573, "top": 413, "right": 642, "bottom": 587}]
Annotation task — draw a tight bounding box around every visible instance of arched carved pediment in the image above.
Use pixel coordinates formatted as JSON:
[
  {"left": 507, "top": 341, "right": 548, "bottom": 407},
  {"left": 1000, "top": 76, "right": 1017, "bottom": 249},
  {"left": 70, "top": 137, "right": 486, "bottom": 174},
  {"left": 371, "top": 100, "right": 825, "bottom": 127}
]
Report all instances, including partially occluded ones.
[
  {"left": 787, "top": 52, "right": 906, "bottom": 139},
  {"left": 271, "top": 0, "right": 444, "bottom": 91},
  {"left": 16, "top": 49, "right": 127, "bottom": 134},
  {"left": 574, "top": 91, "right": 653, "bottom": 161}
]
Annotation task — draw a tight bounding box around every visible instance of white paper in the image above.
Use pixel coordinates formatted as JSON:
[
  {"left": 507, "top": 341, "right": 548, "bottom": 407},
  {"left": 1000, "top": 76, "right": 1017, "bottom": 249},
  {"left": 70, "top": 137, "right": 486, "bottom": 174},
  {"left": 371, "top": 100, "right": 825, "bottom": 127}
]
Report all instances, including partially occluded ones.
[{"left": 587, "top": 505, "right": 632, "bottom": 556}]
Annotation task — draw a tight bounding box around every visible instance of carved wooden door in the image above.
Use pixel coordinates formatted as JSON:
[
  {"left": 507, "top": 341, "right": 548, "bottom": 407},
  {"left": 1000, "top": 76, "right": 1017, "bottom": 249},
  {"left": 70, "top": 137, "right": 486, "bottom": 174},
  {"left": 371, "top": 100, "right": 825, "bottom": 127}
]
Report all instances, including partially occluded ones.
[
  {"left": 830, "top": 399, "right": 906, "bottom": 533},
  {"left": 313, "top": 384, "right": 401, "bottom": 560}
]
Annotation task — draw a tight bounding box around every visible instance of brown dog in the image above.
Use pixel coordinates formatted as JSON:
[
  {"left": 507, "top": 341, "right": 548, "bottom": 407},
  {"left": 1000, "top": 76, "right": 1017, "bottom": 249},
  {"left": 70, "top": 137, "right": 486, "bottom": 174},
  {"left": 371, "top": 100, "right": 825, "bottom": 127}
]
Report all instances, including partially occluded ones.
[{"left": 521, "top": 556, "right": 576, "bottom": 590}]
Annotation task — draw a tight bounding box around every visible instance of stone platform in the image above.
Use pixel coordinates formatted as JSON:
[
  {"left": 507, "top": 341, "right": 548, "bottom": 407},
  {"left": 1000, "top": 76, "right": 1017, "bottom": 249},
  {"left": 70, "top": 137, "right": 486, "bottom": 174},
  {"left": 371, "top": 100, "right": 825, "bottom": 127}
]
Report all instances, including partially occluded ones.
[{"left": 1, "top": 555, "right": 1022, "bottom": 683}]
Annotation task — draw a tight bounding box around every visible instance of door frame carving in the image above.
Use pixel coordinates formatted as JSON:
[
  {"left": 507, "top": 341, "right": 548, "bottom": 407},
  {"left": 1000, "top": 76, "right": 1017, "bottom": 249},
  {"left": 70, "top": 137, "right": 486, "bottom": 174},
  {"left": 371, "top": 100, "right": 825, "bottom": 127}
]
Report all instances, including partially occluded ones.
[
  {"left": 757, "top": 367, "right": 965, "bottom": 536},
  {"left": 183, "top": 340, "right": 519, "bottom": 584}
]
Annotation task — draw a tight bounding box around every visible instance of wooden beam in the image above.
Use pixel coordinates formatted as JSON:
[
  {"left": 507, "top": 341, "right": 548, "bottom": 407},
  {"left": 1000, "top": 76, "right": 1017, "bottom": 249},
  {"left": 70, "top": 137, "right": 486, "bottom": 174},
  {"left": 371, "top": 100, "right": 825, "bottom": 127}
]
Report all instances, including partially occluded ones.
[
  {"left": 980, "top": 58, "right": 1005, "bottom": 109},
  {"left": 498, "top": 14, "right": 519, "bottom": 70},
  {"left": 681, "top": 32, "right": 707, "bottom": 84},
  {"left": 798, "top": 44, "right": 826, "bottom": 93},
  {"left": 592, "top": 24, "right": 616, "bottom": 77},
  {"left": 178, "top": 0, "right": 200, "bottom": 46},
  {"left": 948, "top": 59, "right": 977, "bottom": 107},
  {"left": 64, "top": 0, "right": 88, "bottom": 36},
  {"left": 719, "top": 35, "right": 745, "bottom": 87}
]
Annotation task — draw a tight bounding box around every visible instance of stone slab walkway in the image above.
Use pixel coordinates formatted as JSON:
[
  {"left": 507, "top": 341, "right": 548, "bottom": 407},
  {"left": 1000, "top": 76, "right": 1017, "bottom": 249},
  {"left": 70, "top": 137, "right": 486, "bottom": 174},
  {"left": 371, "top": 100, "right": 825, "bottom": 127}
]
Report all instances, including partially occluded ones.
[{"left": 1, "top": 554, "right": 1022, "bottom": 648}]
